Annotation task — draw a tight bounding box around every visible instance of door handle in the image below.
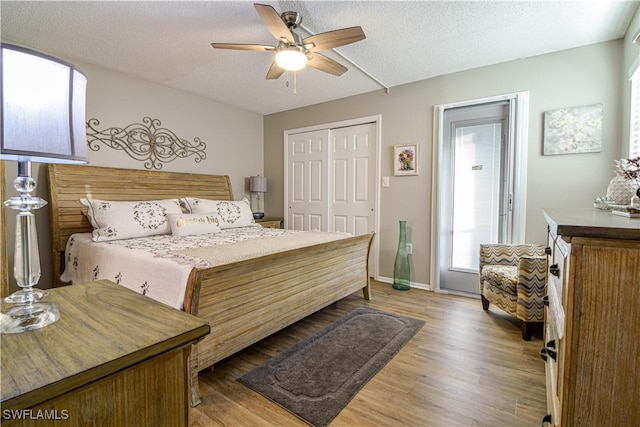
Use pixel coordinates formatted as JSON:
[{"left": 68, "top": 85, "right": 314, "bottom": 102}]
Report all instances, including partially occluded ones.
[{"left": 549, "top": 264, "right": 560, "bottom": 277}]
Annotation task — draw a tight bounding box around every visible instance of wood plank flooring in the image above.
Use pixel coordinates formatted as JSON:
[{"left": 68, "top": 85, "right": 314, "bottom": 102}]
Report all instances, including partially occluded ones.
[{"left": 189, "top": 280, "right": 547, "bottom": 427}]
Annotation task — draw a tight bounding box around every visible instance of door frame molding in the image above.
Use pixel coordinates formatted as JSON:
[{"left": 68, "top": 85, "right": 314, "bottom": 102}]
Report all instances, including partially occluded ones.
[
  {"left": 430, "top": 92, "right": 529, "bottom": 293},
  {"left": 283, "top": 115, "right": 382, "bottom": 280}
]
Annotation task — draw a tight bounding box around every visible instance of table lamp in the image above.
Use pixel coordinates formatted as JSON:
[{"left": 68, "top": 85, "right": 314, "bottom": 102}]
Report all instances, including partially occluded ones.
[
  {"left": 249, "top": 175, "right": 267, "bottom": 219},
  {"left": 1, "top": 43, "right": 88, "bottom": 333}
]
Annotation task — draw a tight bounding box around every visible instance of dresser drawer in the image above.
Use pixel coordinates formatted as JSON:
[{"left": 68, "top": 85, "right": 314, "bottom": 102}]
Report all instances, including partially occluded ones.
[
  {"left": 543, "top": 320, "right": 561, "bottom": 427},
  {"left": 547, "top": 235, "right": 570, "bottom": 338},
  {"left": 544, "top": 230, "right": 569, "bottom": 426}
]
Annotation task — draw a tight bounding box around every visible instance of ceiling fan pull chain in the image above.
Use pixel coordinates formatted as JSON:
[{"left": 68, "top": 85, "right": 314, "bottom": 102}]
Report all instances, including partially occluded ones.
[{"left": 294, "top": 70, "right": 297, "bottom": 94}]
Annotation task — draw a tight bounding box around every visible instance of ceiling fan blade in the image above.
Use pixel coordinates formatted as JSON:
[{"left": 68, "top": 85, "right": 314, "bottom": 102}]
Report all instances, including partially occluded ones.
[
  {"left": 211, "top": 43, "right": 275, "bottom": 52},
  {"left": 254, "top": 3, "right": 294, "bottom": 44},
  {"left": 303, "top": 27, "right": 365, "bottom": 52},
  {"left": 266, "top": 61, "right": 285, "bottom": 80},
  {"left": 307, "top": 53, "right": 348, "bottom": 76}
]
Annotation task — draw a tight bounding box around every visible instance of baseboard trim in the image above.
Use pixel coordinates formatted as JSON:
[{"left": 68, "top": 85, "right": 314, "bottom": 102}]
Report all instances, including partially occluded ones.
[{"left": 376, "top": 276, "right": 431, "bottom": 291}]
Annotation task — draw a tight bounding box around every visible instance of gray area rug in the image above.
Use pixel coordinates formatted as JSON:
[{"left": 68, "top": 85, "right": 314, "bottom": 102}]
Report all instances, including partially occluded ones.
[{"left": 238, "top": 306, "right": 425, "bottom": 427}]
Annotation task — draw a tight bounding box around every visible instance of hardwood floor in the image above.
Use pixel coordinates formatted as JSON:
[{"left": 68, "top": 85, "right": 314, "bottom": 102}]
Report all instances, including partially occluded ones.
[{"left": 189, "top": 280, "right": 547, "bottom": 427}]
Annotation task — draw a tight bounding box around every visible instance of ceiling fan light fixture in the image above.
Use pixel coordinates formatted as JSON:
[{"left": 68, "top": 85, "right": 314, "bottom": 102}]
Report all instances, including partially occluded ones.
[{"left": 275, "top": 46, "right": 307, "bottom": 71}]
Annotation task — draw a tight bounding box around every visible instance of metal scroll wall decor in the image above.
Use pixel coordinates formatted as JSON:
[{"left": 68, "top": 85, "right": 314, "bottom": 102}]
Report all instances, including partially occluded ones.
[{"left": 86, "top": 117, "right": 207, "bottom": 170}]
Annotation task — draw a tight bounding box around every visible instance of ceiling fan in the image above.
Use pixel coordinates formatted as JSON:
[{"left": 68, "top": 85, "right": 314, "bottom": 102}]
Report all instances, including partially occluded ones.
[{"left": 211, "top": 3, "right": 366, "bottom": 80}]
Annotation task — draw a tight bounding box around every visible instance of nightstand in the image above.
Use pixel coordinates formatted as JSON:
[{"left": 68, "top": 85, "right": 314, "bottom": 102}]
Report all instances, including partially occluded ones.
[
  {"left": 255, "top": 217, "right": 283, "bottom": 229},
  {"left": 1, "top": 280, "right": 210, "bottom": 426}
]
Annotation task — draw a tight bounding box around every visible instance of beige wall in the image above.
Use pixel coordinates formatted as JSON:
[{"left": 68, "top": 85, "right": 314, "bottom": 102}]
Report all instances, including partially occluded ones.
[
  {"left": 3, "top": 38, "right": 636, "bottom": 293},
  {"left": 264, "top": 41, "right": 625, "bottom": 287},
  {"left": 3, "top": 60, "right": 263, "bottom": 293}
]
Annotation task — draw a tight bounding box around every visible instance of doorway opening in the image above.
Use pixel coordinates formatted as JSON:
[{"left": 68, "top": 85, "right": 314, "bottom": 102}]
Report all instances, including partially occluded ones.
[{"left": 431, "top": 92, "right": 529, "bottom": 295}]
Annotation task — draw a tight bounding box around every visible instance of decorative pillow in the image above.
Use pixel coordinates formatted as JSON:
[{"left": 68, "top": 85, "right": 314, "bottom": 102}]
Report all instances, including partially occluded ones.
[
  {"left": 181, "top": 197, "right": 255, "bottom": 229},
  {"left": 80, "top": 198, "right": 183, "bottom": 241},
  {"left": 166, "top": 212, "right": 221, "bottom": 236}
]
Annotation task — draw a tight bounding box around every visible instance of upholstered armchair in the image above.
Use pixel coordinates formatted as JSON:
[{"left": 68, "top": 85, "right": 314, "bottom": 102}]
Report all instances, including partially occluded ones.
[{"left": 479, "top": 244, "right": 547, "bottom": 340}]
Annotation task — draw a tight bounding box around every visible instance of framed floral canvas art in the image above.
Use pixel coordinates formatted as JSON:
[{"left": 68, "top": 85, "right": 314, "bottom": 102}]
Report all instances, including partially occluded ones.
[
  {"left": 543, "top": 103, "right": 603, "bottom": 155},
  {"left": 394, "top": 143, "right": 419, "bottom": 176}
]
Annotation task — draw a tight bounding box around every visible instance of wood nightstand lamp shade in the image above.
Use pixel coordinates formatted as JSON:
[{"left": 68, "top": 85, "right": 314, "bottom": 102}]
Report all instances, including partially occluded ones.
[
  {"left": 250, "top": 175, "right": 267, "bottom": 219},
  {"left": 0, "top": 43, "right": 88, "bottom": 334}
]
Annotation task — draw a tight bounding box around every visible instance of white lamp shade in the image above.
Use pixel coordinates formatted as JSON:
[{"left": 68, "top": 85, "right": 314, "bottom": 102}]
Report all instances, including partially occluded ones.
[
  {"left": 250, "top": 175, "right": 267, "bottom": 193},
  {"left": 1, "top": 43, "right": 88, "bottom": 164}
]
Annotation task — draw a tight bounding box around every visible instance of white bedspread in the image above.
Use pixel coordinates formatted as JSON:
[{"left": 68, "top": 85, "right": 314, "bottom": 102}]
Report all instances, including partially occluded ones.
[{"left": 61, "top": 226, "right": 350, "bottom": 309}]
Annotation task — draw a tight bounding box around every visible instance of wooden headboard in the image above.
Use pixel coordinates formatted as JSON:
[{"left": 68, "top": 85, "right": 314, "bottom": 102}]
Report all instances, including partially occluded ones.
[{"left": 47, "top": 164, "right": 234, "bottom": 286}]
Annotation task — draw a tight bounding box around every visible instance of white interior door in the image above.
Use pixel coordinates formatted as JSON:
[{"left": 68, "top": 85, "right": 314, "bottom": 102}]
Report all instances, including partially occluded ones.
[
  {"left": 287, "top": 129, "right": 329, "bottom": 231},
  {"left": 330, "top": 124, "right": 376, "bottom": 235}
]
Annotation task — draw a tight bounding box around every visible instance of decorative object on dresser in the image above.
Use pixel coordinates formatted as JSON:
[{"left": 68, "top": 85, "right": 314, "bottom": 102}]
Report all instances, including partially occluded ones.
[
  {"left": 249, "top": 175, "right": 267, "bottom": 219},
  {"left": 1, "top": 280, "right": 210, "bottom": 427},
  {"left": 86, "top": 116, "right": 207, "bottom": 170},
  {"left": 47, "top": 164, "right": 375, "bottom": 407},
  {"left": 0, "top": 43, "right": 88, "bottom": 334},
  {"left": 478, "top": 243, "right": 547, "bottom": 340},
  {"left": 605, "top": 175, "right": 636, "bottom": 205},
  {"left": 614, "top": 155, "right": 640, "bottom": 208},
  {"left": 541, "top": 209, "right": 639, "bottom": 426},
  {"left": 239, "top": 307, "right": 425, "bottom": 427}
]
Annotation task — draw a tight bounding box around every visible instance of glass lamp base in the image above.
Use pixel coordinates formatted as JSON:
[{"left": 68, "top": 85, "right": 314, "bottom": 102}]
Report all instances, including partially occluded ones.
[
  {"left": 4, "top": 287, "right": 49, "bottom": 304},
  {"left": 0, "top": 302, "right": 60, "bottom": 334}
]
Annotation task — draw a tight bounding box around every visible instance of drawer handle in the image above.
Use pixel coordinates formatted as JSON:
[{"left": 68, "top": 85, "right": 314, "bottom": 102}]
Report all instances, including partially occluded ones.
[
  {"left": 542, "top": 414, "right": 552, "bottom": 426},
  {"left": 540, "top": 340, "right": 557, "bottom": 362},
  {"left": 549, "top": 264, "right": 560, "bottom": 277},
  {"left": 542, "top": 295, "right": 549, "bottom": 307},
  {"left": 545, "top": 246, "right": 552, "bottom": 255}
]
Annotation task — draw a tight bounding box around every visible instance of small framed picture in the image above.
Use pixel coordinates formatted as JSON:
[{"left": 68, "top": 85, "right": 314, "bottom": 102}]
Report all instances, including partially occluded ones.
[{"left": 394, "top": 144, "right": 419, "bottom": 176}]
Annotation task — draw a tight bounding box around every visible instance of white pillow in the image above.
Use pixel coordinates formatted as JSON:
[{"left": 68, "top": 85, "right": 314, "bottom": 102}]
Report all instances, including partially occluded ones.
[
  {"left": 166, "top": 212, "right": 221, "bottom": 236},
  {"left": 80, "top": 198, "right": 183, "bottom": 241},
  {"left": 181, "top": 197, "right": 255, "bottom": 229}
]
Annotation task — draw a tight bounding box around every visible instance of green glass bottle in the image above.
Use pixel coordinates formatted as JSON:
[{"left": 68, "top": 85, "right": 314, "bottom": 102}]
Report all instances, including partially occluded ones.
[{"left": 393, "top": 220, "right": 411, "bottom": 290}]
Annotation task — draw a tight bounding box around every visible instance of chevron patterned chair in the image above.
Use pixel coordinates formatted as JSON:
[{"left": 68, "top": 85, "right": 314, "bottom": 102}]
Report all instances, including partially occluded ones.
[{"left": 479, "top": 244, "right": 547, "bottom": 340}]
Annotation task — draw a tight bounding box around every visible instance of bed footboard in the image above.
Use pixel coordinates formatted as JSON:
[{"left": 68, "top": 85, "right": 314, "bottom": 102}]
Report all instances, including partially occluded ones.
[{"left": 186, "top": 232, "right": 374, "bottom": 406}]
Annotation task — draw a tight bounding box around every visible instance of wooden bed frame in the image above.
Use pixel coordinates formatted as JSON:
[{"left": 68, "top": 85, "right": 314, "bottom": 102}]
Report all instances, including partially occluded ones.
[{"left": 47, "top": 164, "right": 374, "bottom": 406}]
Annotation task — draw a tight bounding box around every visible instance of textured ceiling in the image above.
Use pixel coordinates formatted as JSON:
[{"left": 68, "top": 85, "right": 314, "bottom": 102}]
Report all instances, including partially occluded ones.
[{"left": 1, "top": 1, "right": 638, "bottom": 115}]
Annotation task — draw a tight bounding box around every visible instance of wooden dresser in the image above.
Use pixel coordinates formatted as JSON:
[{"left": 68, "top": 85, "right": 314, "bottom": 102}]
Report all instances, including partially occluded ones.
[
  {"left": 1, "top": 280, "right": 210, "bottom": 426},
  {"left": 542, "top": 209, "right": 640, "bottom": 426}
]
